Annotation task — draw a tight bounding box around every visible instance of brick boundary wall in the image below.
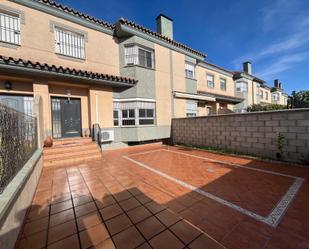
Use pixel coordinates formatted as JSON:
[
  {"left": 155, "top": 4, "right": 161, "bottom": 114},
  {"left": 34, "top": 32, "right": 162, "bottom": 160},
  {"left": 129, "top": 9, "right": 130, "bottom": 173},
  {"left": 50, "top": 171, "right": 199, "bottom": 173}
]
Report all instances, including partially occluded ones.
[{"left": 171, "top": 108, "right": 309, "bottom": 164}]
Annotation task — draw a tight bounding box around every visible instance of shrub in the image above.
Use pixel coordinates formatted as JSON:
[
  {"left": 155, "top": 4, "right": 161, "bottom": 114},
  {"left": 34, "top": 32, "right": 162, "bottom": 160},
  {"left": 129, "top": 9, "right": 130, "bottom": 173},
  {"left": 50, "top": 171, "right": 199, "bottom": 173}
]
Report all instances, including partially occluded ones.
[{"left": 247, "top": 104, "right": 287, "bottom": 112}]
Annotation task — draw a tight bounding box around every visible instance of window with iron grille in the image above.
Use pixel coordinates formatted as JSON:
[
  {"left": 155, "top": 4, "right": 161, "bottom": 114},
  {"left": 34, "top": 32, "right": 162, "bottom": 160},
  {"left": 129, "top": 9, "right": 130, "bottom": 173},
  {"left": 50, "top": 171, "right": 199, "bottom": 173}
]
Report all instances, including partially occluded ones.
[
  {"left": 122, "top": 109, "right": 135, "bottom": 126},
  {"left": 0, "top": 12, "right": 20, "bottom": 45},
  {"left": 207, "top": 74, "right": 214, "bottom": 88},
  {"left": 220, "top": 78, "right": 226, "bottom": 91},
  {"left": 139, "top": 109, "right": 155, "bottom": 125},
  {"left": 113, "top": 110, "right": 119, "bottom": 126},
  {"left": 125, "top": 45, "right": 154, "bottom": 69},
  {"left": 185, "top": 62, "right": 195, "bottom": 79},
  {"left": 55, "top": 27, "right": 85, "bottom": 59}
]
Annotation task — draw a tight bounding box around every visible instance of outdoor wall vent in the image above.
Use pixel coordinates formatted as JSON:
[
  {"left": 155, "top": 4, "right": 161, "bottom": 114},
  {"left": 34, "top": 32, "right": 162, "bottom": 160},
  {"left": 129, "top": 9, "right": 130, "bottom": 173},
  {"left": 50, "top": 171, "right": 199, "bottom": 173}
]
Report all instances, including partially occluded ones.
[{"left": 4, "top": 80, "right": 12, "bottom": 90}]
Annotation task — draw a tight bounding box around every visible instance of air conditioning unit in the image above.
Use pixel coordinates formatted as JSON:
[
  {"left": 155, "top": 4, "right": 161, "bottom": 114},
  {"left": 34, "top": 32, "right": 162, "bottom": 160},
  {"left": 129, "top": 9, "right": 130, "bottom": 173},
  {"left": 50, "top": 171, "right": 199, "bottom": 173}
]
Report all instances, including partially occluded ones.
[{"left": 100, "top": 130, "right": 114, "bottom": 142}]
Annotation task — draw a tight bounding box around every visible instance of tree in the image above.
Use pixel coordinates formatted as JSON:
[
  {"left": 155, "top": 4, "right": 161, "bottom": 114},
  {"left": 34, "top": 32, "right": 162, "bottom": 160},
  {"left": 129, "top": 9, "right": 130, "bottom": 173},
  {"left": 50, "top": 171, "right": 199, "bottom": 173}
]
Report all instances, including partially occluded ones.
[
  {"left": 247, "top": 104, "right": 287, "bottom": 112},
  {"left": 289, "top": 90, "right": 309, "bottom": 108}
]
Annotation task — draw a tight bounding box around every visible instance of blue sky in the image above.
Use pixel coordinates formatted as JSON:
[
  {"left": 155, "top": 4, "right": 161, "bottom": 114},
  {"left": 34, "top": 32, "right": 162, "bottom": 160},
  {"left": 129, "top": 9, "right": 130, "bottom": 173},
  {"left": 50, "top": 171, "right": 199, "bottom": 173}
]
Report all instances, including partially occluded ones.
[{"left": 60, "top": 0, "right": 309, "bottom": 94}]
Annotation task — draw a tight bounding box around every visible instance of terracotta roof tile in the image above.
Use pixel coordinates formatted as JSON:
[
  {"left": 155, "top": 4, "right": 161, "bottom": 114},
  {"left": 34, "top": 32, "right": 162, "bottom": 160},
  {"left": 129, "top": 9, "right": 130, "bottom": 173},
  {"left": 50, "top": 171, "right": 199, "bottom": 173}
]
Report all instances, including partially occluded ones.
[
  {"left": 119, "top": 18, "right": 206, "bottom": 58},
  {"left": 0, "top": 55, "right": 137, "bottom": 85},
  {"left": 37, "top": 0, "right": 114, "bottom": 30}
]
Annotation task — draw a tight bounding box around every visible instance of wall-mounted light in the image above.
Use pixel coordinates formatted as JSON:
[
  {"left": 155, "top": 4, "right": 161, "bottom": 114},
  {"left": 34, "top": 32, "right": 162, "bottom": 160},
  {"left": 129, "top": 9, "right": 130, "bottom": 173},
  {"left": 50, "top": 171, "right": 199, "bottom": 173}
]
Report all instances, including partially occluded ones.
[{"left": 4, "top": 81, "right": 12, "bottom": 90}]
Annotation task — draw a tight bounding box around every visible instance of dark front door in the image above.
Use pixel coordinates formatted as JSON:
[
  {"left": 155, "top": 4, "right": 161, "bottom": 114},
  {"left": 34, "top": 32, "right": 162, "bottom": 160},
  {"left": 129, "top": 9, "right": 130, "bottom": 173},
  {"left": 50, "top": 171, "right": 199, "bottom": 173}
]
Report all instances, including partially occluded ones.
[{"left": 51, "top": 97, "right": 81, "bottom": 138}]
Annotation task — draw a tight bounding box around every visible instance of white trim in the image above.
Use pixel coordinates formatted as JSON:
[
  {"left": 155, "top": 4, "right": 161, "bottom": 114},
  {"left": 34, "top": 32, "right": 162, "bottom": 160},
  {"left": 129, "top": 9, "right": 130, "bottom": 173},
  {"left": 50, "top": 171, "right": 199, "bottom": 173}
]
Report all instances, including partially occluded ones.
[
  {"left": 124, "top": 148, "right": 304, "bottom": 227},
  {"left": 174, "top": 92, "right": 216, "bottom": 101},
  {"left": 113, "top": 98, "right": 156, "bottom": 102}
]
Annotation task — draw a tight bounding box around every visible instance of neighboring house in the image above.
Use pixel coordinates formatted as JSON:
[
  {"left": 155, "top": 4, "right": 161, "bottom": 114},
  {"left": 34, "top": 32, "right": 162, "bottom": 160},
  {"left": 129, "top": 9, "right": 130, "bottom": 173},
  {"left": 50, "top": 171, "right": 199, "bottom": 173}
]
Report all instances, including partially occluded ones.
[
  {"left": 233, "top": 62, "right": 289, "bottom": 112},
  {"left": 0, "top": 0, "right": 287, "bottom": 147}
]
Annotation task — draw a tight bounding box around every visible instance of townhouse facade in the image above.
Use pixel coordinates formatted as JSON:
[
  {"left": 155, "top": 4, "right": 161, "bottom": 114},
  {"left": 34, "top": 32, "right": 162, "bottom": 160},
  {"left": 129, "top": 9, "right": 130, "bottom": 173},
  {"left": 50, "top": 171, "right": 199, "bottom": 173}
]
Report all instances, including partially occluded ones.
[{"left": 0, "top": 0, "right": 288, "bottom": 147}]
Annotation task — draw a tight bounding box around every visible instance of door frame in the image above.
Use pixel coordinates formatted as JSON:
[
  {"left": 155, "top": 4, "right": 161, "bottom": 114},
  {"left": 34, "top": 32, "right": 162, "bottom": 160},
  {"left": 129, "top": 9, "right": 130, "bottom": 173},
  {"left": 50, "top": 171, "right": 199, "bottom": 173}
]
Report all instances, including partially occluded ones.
[{"left": 51, "top": 96, "right": 82, "bottom": 138}]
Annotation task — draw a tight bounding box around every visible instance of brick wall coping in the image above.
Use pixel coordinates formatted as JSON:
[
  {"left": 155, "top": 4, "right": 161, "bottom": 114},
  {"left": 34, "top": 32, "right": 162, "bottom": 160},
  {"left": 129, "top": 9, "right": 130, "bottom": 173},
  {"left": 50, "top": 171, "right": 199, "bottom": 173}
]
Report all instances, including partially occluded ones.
[{"left": 173, "top": 108, "right": 309, "bottom": 120}]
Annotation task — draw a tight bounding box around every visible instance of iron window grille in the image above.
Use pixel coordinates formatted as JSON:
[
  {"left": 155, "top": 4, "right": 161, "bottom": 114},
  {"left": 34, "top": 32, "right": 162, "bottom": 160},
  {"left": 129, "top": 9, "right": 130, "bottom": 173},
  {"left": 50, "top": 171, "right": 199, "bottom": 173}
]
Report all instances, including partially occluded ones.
[
  {"left": 0, "top": 12, "right": 21, "bottom": 45},
  {"left": 55, "top": 27, "right": 85, "bottom": 59},
  {"left": 122, "top": 109, "right": 135, "bottom": 126},
  {"left": 186, "top": 100, "right": 198, "bottom": 117},
  {"left": 125, "top": 45, "right": 155, "bottom": 69}
]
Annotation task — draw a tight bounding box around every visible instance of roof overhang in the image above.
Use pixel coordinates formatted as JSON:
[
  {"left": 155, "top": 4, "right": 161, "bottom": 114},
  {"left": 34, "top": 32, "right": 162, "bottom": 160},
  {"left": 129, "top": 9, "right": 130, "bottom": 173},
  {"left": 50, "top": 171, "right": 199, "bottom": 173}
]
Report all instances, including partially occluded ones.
[
  {"left": 116, "top": 21, "right": 206, "bottom": 61},
  {"left": 0, "top": 56, "right": 137, "bottom": 88},
  {"left": 173, "top": 91, "right": 216, "bottom": 101},
  {"left": 198, "top": 91, "right": 244, "bottom": 104}
]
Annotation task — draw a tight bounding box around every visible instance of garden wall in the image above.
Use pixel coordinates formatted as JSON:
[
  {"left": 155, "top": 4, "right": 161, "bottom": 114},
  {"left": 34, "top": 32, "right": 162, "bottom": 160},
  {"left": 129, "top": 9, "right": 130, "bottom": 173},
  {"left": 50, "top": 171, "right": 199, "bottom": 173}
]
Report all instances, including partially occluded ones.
[{"left": 171, "top": 108, "right": 309, "bottom": 164}]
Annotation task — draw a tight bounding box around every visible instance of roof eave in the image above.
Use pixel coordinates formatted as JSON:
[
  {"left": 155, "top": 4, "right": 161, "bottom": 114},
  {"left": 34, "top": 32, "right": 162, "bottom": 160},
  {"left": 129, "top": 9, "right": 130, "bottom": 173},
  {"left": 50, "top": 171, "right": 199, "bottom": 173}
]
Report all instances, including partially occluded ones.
[{"left": 117, "top": 22, "right": 206, "bottom": 60}]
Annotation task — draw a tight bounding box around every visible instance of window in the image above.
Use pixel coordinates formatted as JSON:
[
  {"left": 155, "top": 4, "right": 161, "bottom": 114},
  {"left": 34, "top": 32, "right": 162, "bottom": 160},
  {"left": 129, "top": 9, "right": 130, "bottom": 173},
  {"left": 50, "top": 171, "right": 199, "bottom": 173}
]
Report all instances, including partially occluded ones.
[
  {"left": 220, "top": 78, "right": 226, "bottom": 91},
  {"left": 122, "top": 109, "right": 135, "bottom": 126},
  {"left": 186, "top": 101, "right": 198, "bottom": 117},
  {"left": 272, "top": 92, "right": 280, "bottom": 101},
  {"left": 113, "top": 110, "right": 119, "bottom": 126},
  {"left": 260, "top": 90, "right": 264, "bottom": 99},
  {"left": 139, "top": 109, "right": 155, "bottom": 125},
  {"left": 236, "top": 81, "right": 248, "bottom": 92},
  {"left": 125, "top": 45, "right": 154, "bottom": 69},
  {"left": 265, "top": 92, "right": 269, "bottom": 100},
  {"left": 55, "top": 27, "right": 85, "bottom": 59},
  {"left": 0, "top": 12, "right": 20, "bottom": 45},
  {"left": 185, "top": 62, "right": 195, "bottom": 79},
  {"left": 207, "top": 74, "right": 214, "bottom": 88},
  {"left": 206, "top": 107, "right": 212, "bottom": 116}
]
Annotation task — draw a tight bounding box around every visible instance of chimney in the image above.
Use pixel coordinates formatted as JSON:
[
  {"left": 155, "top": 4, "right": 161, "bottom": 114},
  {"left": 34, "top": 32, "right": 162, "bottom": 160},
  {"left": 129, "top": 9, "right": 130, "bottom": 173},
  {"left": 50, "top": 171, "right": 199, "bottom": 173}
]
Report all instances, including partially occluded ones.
[
  {"left": 274, "top": 79, "right": 280, "bottom": 88},
  {"left": 279, "top": 82, "right": 282, "bottom": 89},
  {"left": 156, "top": 14, "right": 173, "bottom": 39},
  {"left": 243, "top": 61, "right": 252, "bottom": 75}
]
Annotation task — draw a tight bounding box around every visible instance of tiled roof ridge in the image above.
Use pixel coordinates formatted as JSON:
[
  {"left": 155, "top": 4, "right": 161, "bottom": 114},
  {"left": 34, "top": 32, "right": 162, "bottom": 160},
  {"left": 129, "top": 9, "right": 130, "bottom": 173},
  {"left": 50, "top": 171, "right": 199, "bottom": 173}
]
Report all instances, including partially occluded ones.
[
  {"left": 0, "top": 55, "right": 137, "bottom": 84},
  {"left": 37, "top": 0, "right": 115, "bottom": 30},
  {"left": 119, "top": 18, "right": 206, "bottom": 58}
]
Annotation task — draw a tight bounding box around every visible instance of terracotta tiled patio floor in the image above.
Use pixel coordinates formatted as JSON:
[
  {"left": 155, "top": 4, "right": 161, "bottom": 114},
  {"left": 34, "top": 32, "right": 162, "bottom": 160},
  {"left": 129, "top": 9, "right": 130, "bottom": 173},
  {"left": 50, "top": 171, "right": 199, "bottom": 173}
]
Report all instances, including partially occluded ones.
[{"left": 16, "top": 143, "right": 309, "bottom": 249}]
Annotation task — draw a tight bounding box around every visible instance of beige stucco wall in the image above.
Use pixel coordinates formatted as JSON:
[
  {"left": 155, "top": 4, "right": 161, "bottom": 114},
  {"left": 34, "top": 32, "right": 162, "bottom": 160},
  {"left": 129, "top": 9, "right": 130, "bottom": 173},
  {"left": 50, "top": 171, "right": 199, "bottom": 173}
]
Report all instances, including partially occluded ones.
[
  {"left": 0, "top": 0, "right": 119, "bottom": 76},
  {"left": 89, "top": 86, "right": 113, "bottom": 129},
  {"left": 174, "top": 98, "right": 186, "bottom": 118},
  {"left": 154, "top": 44, "right": 172, "bottom": 126},
  {"left": 171, "top": 51, "right": 186, "bottom": 92},
  {"left": 196, "top": 65, "right": 234, "bottom": 97}
]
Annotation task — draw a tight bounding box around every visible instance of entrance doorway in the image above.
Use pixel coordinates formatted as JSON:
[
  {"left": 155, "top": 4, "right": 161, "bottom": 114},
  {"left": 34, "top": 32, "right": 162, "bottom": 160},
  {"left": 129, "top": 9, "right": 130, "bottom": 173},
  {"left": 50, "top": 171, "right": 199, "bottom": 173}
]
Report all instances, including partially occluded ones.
[{"left": 51, "top": 97, "right": 81, "bottom": 138}]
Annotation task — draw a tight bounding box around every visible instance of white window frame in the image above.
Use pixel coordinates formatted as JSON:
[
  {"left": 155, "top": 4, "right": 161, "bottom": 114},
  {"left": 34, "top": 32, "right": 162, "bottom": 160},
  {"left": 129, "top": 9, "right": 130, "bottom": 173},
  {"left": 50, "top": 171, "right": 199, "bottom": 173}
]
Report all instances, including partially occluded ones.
[
  {"left": 186, "top": 100, "right": 198, "bottom": 117},
  {"left": 125, "top": 45, "right": 154, "bottom": 69},
  {"left": 272, "top": 92, "right": 280, "bottom": 101},
  {"left": 121, "top": 109, "right": 136, "bottom": 126},
  {"left": 265, "top": 92, "right": 269, "bottom": 100},
  {"left": 260, "top": 90, "right": 264, "bottom": 99},
  {"left": 138, "top": 108, "right": 155, "bottom": 125},
  {"left": 220, "top": 78, "right": 226, "bottom": 91},
  {"left": 113, "top": 110, "right": 120, "bottom": 127},
  {"left": 55, "top": 27, "right": 85, "bottom": 59},
  {"left": 236, "top": 81, "right": 248, "bottom": 93},
  {"left": 185, "top": 62, "right": 195, "bottom": 79},
  {"left": 207, "top": 74, "right": 215, "bottom": 89},
  {"left": 0, "top": 11, "right": 20, "bottom": 45}
]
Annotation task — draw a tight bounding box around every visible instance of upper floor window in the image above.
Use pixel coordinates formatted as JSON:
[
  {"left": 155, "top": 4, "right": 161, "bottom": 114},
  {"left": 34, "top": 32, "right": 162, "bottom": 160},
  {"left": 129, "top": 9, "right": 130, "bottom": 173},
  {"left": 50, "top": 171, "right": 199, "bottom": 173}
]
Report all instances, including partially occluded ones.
[
  {"left": 220, "top": 78, "right": 226, "bottom": 91},
  {"left": 265, "top": 92, "right": 269, "bottom": 100},
  {"left": 125, "top": 45, "right": 154, "bottom": 69},
  {"left": 0, "top": 12, "right": 20, "bottom": 45},
  {"left": 272, "top": 92, "right": 280, "bottom": 101},
  {"left": 236, "top": 81, "right": 248, "bottom": 92},
  {"left": 185, "top": 62, "right": 195, "bottom": 79},
  {"left": 207, "top": 74, "right": 214, "bottom": 88},
  {"left": 260, "top": 90, "right": 264, "bottom": 99},
  {"left": 55, "top": 27, "right": 85, "bottom": 59},
  {"left": 186, "top": 101, "right": 198, "bottom": 117}
]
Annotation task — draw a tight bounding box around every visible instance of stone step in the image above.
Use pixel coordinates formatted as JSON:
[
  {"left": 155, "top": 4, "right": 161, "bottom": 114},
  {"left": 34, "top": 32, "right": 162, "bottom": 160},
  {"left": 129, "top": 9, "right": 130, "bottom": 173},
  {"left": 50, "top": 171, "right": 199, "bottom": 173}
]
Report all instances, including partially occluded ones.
[
  {"left": 44, "top": 143, "right": 99, "bottom": 155},
  {"left": 43, "top": 148, "right": 101, "bottom": 160},
  {"left": 43, "top": 152, "right": 102, "bottom": 167},
  {"left": 52, "top": 137, "right": 93, "bottom": 146}
]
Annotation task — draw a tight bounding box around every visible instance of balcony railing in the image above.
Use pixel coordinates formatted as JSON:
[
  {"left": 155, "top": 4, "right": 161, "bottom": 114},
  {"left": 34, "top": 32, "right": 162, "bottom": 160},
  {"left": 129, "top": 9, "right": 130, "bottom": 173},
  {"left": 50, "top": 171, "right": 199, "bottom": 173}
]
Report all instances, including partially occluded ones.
[{"left": 0, "top": 104, "right": 37, "bottom": 193}]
